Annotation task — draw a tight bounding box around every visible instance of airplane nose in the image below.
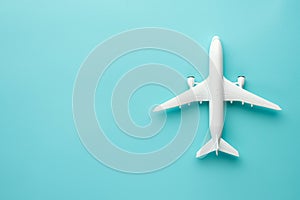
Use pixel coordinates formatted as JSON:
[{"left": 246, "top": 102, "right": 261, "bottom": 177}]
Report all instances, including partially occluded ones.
[{"left": 212, "top": 36, "right": 220, "bottom": 41}]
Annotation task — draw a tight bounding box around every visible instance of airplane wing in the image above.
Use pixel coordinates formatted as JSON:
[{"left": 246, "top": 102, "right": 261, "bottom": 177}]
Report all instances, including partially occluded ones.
[
  {"left": 153, "top": 79, "right": 211, "bottom": 112},
  {"left": 223, "top": 78, "right": 281, "bottom": 110}
]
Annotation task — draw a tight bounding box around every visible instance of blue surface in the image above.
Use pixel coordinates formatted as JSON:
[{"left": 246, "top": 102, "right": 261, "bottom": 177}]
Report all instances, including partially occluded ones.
[{"left": 0, "top": 0, "right": 299, "bottom": 199}]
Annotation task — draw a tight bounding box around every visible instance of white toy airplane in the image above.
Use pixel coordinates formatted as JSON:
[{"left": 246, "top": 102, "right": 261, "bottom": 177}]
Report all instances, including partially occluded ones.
[{"left": 153, "top": 36, "right": 281, "bottom": 158}]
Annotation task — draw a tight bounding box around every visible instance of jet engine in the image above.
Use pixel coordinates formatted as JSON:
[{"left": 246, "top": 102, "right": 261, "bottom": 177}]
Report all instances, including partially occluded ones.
[
  {"left": 187, "top": 76, "right": 195, "bottom": 88},
  {"left": 237, "top": 76, "right": 245, "bottom": 88}
]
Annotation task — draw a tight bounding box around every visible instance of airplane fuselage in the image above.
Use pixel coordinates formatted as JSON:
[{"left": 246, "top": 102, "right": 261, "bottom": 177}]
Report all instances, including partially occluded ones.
[{"left": 208, "top": 36, "right": 224, "bottom": 151}]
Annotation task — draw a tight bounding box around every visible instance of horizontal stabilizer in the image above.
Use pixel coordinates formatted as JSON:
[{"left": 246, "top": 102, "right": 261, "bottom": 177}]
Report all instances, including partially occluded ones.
[
  {"left": 219, "top": 138, "right": 239, "bottom": 157},
  {"left": 196, "top": 139, "right": 216, "bottom": 158},
  {"left": 196, "top": 138, "right": 239, "bottom": 158}
]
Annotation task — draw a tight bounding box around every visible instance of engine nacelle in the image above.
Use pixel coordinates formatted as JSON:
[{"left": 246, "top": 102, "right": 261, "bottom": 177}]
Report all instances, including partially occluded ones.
[
  {"left": 237, "top": 76, "right": 245, "bottom": 88},
  {"left": 187, "top": 76, "right": 195, "bottom": 88}
]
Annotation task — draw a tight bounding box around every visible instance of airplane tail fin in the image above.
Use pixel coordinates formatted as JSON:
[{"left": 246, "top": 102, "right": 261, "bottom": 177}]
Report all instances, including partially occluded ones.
[{"left": 196, "top": 138, "right": 239, "bottom": 158}]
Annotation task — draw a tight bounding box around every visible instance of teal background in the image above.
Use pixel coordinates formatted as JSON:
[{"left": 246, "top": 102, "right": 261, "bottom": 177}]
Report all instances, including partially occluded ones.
[{"left": 0, "top": 0, "right": 299, "bottom": 199}]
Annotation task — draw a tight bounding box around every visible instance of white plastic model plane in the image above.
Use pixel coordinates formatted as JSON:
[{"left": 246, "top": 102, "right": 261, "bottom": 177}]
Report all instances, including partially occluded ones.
[{"left": 153, "top": 36, "right": 281, "bottom": 158}]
